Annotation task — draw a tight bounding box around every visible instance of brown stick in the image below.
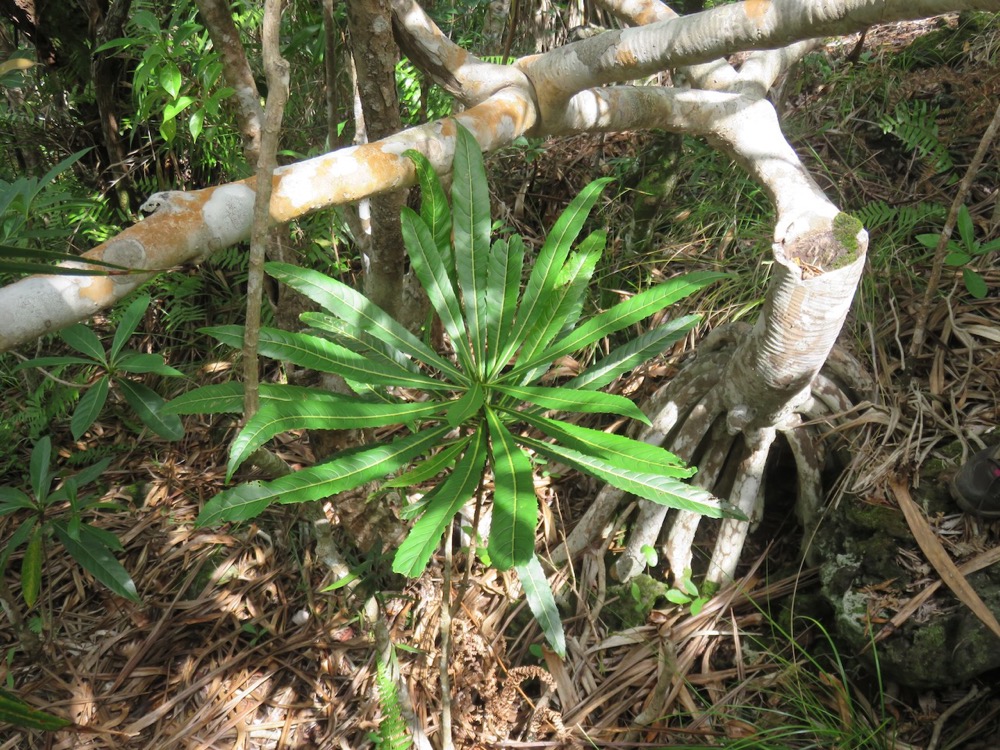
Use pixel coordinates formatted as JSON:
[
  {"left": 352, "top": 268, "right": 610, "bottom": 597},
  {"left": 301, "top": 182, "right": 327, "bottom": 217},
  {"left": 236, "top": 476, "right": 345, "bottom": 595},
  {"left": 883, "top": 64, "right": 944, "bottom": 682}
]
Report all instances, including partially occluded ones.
[{"left": 909, "top": 100, "right": 1000, "bottom": 356}]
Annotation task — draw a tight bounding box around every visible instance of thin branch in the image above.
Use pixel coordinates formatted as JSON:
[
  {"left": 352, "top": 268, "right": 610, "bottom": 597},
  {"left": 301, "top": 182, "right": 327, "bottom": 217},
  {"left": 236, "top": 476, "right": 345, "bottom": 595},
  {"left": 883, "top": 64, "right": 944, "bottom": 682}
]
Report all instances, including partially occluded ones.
[
  {"left": 244, "top": 0, "right": 289, "bottom": 418},
  {"left": 909, "top": 99, "right": 1000, "bottom": 355},
  {"left": 194, "top": 0, "right": 264, "bottom": 164}
]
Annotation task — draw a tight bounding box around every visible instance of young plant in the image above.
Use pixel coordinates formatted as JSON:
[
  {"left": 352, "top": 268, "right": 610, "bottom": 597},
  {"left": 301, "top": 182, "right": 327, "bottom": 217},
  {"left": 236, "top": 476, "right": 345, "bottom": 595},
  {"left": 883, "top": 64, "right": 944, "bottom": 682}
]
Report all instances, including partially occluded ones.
[
  {"left": 16, "top": 294, "right": 185, "bottom": 441},
  {"left": 0, "top": 436, "right": 140, "bottom": 609},
  {"left": 664, "top": 567, "right": 710, "bottom": 616},
  {"left": 916, "top": 204, "right": 1000, "bottom": 299},
  {"left": 165, "top": 124, "right": 729, "bottom": 654}
]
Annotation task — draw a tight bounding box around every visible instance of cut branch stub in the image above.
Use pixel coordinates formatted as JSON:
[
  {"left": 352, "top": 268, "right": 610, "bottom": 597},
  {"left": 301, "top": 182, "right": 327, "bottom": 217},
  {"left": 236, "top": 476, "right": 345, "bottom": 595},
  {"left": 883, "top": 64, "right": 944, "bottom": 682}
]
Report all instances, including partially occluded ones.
[{"left": 721, "top": 217, "right": 868, "bottom": 433}]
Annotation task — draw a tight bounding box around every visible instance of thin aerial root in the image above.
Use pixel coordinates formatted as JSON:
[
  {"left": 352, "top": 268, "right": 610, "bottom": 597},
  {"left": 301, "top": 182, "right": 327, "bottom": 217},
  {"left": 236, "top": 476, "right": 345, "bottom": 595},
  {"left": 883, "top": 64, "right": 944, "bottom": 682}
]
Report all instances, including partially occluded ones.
[
  {"left": 781, "top": 416, "right": 827, "bottom": 558},
  {"left": 822, "top": 343, "right": 876, "bottom": 400},
  {"left": 615, "top": 391, "right": 724, "bottom": 581},
  {"left": 640, "top": 351, "right": 727, "bottom": 441},
  {"left": 659, "top": 416, "right": 734, "bottom": 585},
  {"left": 806, "top": 372, "right": 857, "bottom": 418},
  {"left": 664, "top": 509, "right": 704, "bottom": 587},
  {"left": 705, "top": 427, "right": 776, "bottom": 586}
]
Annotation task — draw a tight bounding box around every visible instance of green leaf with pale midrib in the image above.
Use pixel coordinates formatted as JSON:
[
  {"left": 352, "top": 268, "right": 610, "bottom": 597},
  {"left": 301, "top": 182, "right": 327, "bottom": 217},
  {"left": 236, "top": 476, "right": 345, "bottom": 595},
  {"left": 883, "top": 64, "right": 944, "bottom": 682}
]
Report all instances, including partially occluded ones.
[
  {"left": 520, "top": 413, "right": 692, "bottom": 478},
  {"left": 485, "top": 235, "right": 524, "bottom": 377},
  {"left": 514, "top": 238, "right": 602, "bottom": 384},
  {"left": 515, "top": 555, "right": 565, "bottom": 658},
  {"left": 493, "top": 178, "right": 612, "bottom": 373},
  {"left": 486, "top": 408, "right": 536, "bottom": 570},
  {"left": 265, "top": 262, "right": 463, "bottom": 381},
  {"left": 496, "top": 384, "right": 649, "bottom": 424},
  {"left": 228, "top": 399, "right": 448, "bottom": 480},
  {"left": 401, "top": 207, "right": 476, "bottom": 374},
  {"left": 117, "top": 379, "right": 184, "bottom": 441},
  {"left": 0, "top": 689, "right": 72, "bottom": 731},
  {"left": 52, "top": 521, "right": 140, "bottom": 603},
  {"left": 567, "top": 315, "right": 701, "bottom": 392},
  {"left": 509, "top": 272, "right": 727, "bottom": 382},
  {"left": 203, "top": 325, "right": 452, "bottom": 391},
  {"left": 196, "top": 425, "right": 450, "bottom": 526},
  {"left": 393, "top": 427, "right": 487, "bottom": 577},
  {"left": 164, "top": 382, "right": 351, "bottom": 415},
  {"left": 452, "top": 125, "right": 491, "bottom": 374},
  {"left": 520, "top": 435, "right": 727, "bottom": 518},
  {"left": 405, "top": 149, "right": 453, "bottom": 276}
]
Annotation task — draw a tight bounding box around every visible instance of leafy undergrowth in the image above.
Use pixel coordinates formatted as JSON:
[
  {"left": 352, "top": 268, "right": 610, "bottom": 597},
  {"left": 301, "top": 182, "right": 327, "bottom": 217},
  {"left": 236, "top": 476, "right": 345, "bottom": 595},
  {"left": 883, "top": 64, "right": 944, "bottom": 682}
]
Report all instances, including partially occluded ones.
[{"left": 2, "top": 13, "right": 1000, "bottom": 749}]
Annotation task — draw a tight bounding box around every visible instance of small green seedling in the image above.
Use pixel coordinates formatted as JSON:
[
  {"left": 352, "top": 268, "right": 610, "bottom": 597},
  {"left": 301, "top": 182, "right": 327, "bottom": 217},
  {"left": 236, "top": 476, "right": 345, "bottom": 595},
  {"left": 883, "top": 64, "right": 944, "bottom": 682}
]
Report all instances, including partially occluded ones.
[
  {"left": 665, "top": 568, "right": 710, "bottom": 616},
  {"left": 916, "top": 205, "right": 1000, "bottom": 299},
  {"left": 0, "top": 436, "right": 140, "bottom": 608},
  {"left": 17, "top": 294, "right": 185, "bottom": 440}
]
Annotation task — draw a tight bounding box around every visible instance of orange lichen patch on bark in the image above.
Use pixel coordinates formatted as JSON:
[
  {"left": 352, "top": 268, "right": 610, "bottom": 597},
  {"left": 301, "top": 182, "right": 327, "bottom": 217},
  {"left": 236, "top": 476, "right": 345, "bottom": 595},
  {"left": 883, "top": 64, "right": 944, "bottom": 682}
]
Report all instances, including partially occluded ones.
[
  {"left": 269, "top": 145, "right": 415, "bottom": 223},
  {"left": 456, "top": 96, "right": 535, "bottom": 147},
  {"left": 745, "top": 0, "right": 771, "bottom": 23},
  {"left": 77, "top": 274, "right": 115, "bottom": 304},
  {"left": 616, "top": 47, "right": 639, "bottom": 66}
]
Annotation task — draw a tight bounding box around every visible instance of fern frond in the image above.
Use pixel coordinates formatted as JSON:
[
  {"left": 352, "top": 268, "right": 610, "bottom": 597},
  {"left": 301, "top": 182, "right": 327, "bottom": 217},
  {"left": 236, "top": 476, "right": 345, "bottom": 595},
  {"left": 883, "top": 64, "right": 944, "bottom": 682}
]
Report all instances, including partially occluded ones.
[{"left": 375, "top": 655, "right": 411, "bottom": 750}]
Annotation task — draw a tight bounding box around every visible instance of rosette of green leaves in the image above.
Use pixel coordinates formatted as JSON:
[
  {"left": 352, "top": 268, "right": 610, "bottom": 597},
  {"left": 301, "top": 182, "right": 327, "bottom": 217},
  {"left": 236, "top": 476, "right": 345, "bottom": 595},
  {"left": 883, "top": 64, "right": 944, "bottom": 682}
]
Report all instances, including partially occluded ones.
[
  {"left": 16, "top": 294, "right": 184, "bottom": 440},
  {"left": 166, "top": 124, "right": 727, "bottom": 651}
]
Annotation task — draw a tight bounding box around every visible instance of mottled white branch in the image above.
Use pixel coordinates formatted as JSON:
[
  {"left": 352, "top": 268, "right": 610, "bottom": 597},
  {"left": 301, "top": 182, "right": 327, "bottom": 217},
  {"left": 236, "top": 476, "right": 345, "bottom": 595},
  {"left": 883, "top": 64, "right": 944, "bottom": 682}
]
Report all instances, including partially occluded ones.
[{"left": 390, "top": 0, "right": 529, "bottom": 105}]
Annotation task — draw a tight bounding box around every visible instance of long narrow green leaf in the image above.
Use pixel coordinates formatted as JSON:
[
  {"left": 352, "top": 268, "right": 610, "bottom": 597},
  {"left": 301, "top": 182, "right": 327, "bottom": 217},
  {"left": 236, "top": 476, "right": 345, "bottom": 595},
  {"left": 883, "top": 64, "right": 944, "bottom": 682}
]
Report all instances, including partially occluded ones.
[
  {"left": 405, "top": 149, "right": 453, "bottom": 270},
  {"left": 520, "top": 413, "right": 691, "bottom": 477},
  {"left": 110, "top": 294, "right": 149, "bottom": 361},
  {"left": 385, "top": 437, "right": 470, "bottom": 489},
  {"left": 514, "top": 237, "right": 602, "bottom": 383},
  {"left": 117, "top": 379, "right": 184, "bottom": 441},
  {"left": 485, "top": 409, "right": 537, "bottom": 570},
  {"left": 228, "top": 399, "right": 447, "bottom": 480},
  {"left": 29, "top": 435, "right": 53, "bottom": 501},
  {"left": 520, "top": 435, "right": 728, "bottom": 518},
  {"left": 509, "top": 272, "right": 727, "bottom": 381},
  {"left": 203, "top": 325, "right": 453, "bottom": 391},
  {"left": 21, "top": 525, "right": 42, "bottom": 607},
  {"left": 0, "top": 260, "right": 119, "bottom": 276},
  {"left": 495, "top": 178, "right": 611, "bottom": 372},
  {"left": 567, "top": 315, "right": 700, "bottom": 392},
  {"left": 265, "top": 262, "right": 464, "bottom": 381},
  {"left": 52, "top": 521, "right": 140, "bottom": 602},
  {"left": 515, "top": 555, "right": 566, "bottom": 657},
  {"left": 0, "top": 519, "right": 36, "bottom": 571},
  {"left": 115, "top": 352, "right": 185, "bottom": 377},
  {"left": 197, "top": 425, "right": 450, "bottom": 526},
  {"left": 0, "top": 689, "right": 72, "bottom": 731},
  {"left": 496, "top": 384, "right": 649, "bottom": 424},
  {"left": 14, "top": 355, "right": 95, "bottom": 369},
  {"left": 0, "top": 243, "right": 129, "bottom": 269},
  {"left": 302, "top": 312, "right": 417, "bottom": 373},
  {"left": 485, "top": 235, "right": 524, "bottom": 377},
  {"left": 165, "top": 382, "right": 345, "bottom": 415},
  {"left": 451, "top": 124, "right": 491, "bottom": 373},
  {"left": 401, "top": 207, "right": 476, "bottom": 374},
  {"left": 393, "top": 426, "right": 488, "bottom": 577},
  {"left": 71, "top": 374, "right": 109, "bottom": 440}
]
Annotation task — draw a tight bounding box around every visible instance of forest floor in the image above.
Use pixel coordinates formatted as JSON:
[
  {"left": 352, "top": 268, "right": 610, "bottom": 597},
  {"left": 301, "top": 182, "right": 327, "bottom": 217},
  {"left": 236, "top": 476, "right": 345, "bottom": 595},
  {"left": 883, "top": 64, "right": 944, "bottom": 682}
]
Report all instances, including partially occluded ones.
[{"left": 3, "top": 12, "right": 1000, "bottom": 750}]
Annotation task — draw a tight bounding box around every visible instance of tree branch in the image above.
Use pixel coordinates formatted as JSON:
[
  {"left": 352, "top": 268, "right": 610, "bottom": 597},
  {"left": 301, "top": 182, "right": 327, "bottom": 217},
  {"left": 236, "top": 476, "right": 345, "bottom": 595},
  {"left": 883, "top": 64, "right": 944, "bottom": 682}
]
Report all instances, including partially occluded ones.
[
  {"left": 390, "top": 0, "right": 531, "bottom": 106},
  {"left": 194, "top": 0, "right": 264, "bottom": 165}
]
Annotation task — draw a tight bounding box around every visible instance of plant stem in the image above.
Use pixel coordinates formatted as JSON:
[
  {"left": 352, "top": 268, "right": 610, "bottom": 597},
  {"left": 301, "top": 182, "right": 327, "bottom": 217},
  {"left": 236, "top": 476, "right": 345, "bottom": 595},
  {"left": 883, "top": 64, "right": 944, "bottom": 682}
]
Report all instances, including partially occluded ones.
[
  {"left": 439, "top": 519, "right": 454, "bottom": 750},
  {"left": 243, "top": 0, "right": 289, "bottom": 419},
  {"left": 910, "top": 100, "right": 1000, "bottom": 356},
  {"left": 460, "top": 479, "right": 486, "bottom": 598},
  {"left": 0, "top": 574, "right": 40, "bottom": 655}
]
